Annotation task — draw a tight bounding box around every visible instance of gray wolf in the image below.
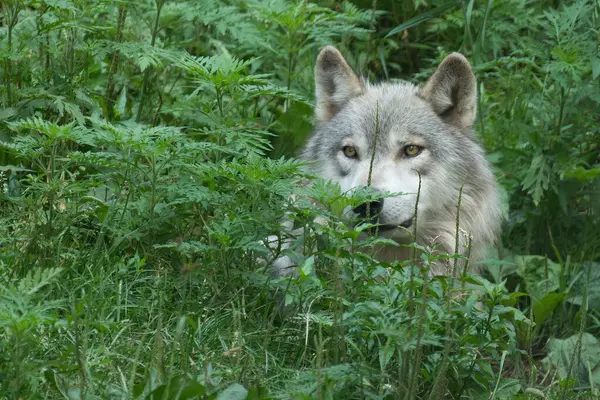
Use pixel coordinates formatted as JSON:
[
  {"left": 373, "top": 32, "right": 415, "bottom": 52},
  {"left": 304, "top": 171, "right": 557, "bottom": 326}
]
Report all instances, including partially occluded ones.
[{"left": 272, "top": 46, "right": 502, "bottom": 277}]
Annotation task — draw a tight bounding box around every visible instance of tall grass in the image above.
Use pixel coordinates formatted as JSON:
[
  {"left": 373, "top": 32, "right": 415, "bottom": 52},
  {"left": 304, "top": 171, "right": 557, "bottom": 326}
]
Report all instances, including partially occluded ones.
[{"left": 0, "top": 0, "right": 598, "bottom": 398}]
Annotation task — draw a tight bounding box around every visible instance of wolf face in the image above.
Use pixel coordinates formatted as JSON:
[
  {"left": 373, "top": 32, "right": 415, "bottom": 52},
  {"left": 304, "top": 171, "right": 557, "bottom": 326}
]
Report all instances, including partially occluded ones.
[{"left": 302, "top": 46, "right": 502, "bottom": 273}]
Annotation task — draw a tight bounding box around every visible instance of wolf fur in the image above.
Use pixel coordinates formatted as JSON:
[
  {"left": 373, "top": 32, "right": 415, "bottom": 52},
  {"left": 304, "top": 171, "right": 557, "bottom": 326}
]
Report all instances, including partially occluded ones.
[{"left": 272, "top": 46, "right": 502, "bottom": 277}]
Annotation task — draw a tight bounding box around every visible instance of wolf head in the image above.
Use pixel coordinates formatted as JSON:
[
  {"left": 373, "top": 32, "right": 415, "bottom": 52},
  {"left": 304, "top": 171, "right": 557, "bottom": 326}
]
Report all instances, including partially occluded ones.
[{"left": 303, "top": 46, "right": 502, "bottom": 272}]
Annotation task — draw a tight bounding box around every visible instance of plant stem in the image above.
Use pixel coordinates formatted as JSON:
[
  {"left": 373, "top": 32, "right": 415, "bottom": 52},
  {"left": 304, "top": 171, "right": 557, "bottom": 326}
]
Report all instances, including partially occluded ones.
[
  {"left": 105, "top": 6, "right": 128, "bottom": 120},
  {"left": 137, "top": 0, "right": 165, "bottom": 122},
  {"left": 4, "top": 5, "right": 20, "bottom": 107}
]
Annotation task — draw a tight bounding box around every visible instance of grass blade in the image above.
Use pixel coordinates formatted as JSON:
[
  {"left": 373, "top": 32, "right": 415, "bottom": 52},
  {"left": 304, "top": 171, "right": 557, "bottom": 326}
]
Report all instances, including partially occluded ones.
[{"left": 385, "top": 1, "right": 458, "bottom": 38}]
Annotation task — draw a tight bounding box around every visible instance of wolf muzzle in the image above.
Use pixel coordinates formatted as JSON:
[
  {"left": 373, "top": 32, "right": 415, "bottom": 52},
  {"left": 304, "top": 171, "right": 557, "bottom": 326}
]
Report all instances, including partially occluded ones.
[{"left": 353, "top": 196, "right": 413, "bottom": 230}]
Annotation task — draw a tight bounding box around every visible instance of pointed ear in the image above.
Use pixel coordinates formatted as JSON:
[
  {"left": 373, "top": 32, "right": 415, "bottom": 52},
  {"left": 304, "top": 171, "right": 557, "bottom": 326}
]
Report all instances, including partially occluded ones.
[
  {"left": 315, "top": 46, "right": 364, "bottom": 122},
  {"left": 420, "top": 53, "right": 477, "bottom": 134}
]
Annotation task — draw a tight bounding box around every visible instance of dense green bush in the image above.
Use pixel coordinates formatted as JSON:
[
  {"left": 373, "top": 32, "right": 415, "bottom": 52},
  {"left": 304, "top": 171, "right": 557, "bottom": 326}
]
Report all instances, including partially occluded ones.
[{"left": 0, "top": 0, "right": 598, "bottom": 398}]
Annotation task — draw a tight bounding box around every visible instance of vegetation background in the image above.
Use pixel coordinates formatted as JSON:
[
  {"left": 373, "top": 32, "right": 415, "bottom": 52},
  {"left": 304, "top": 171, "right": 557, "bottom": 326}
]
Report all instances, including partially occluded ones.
[{"left": 0, "top": 0, "right": 599, "bottom": 398}]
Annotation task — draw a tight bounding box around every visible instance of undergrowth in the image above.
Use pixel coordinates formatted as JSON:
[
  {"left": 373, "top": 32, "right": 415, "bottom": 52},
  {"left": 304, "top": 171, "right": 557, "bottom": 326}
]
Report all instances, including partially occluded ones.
[{"left": 0, "top": 0, "right": 598, "bottom": 399}]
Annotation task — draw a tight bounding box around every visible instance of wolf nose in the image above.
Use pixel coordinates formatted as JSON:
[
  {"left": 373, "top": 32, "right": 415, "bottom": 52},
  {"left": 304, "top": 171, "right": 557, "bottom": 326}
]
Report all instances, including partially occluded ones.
[
  {"left": 399, "top": 218, "right": 413, "bottom": 229},
  {"left": 353, "top": 198, "right": 384, "bottom": 219}
]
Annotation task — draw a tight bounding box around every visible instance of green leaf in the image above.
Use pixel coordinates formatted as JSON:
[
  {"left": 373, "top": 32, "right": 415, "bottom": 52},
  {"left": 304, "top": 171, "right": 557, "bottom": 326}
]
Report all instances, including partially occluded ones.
[
  {"left": 16, "top": 268, "right": 63, "bottom": 296},
  {"left": 216, "top": 383, "right": 248, "bottom": 400},
  {"left": 592, "top": 56, "right": 600, "bottom": 80},
  {"left": 567, "top": 262, "right": 600, "bottom": 310},
  {"left": 492, "top": 378, "right": 521, "bottom": 398},
  {"left": 515, "top": 255, "right": 561, "bottom": 301},
  {"left": 385, "top": 1, "right": 458, "bottom": 38},
  {"left": 300, "top": 255, "right": 315, "bottom": 277},
  {"left": 46, "top": 370, "right": 81, "bottom": 400},
  {"left": 379, "top": 340, "right": 395, "bottom": 370},
  {"left": 532, "top": 292, "right": 568, "bottom": 327},
  {"left": 0, "top": 107, "right": 17, "bottom": 120},
  {"left": 563, "top": 166, "right": 600, "bottom": 182},
  {"left": 522, "top": 153, "right": 550, "bottom": 206},
  {"left": 542, "top": 333, "right": 600, "bottom": 385},
  {"left": 0, "top": 165, "right": 33, "bottom": 172},
  {"left": 144, "top": 376, "right": 206, "bottom": 400}
]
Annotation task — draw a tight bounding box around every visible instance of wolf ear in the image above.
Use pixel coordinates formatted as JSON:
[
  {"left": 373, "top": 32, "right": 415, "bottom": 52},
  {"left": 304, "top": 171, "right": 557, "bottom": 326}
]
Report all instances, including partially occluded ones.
[
  {"left": 315, "top": 46, "right": 364, "bottom": 122},
  {"left": 420, "top": 53, "right": 477, "bottom": 134}
]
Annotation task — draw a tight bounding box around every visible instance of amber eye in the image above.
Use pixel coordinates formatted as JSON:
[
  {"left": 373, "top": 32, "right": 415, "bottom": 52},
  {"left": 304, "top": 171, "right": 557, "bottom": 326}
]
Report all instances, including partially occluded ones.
[
  {"left": 342, "top": 145, "right": 358, "bottom": 159},
  {"left": 404, "top": 145, "right": 422, "bottom": 157}
]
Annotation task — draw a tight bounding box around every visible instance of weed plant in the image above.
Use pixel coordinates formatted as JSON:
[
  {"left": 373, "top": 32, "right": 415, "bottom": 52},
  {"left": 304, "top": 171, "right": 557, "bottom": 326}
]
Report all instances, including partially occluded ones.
[{"left": 0, "top": 0, "right": 598, "bottom": 399}]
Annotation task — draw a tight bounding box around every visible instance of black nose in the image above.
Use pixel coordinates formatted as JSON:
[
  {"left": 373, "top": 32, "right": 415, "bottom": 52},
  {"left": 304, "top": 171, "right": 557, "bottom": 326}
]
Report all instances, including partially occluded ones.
[
  {"left": 353, "top": 198, "right": 384, "bottom": 219},
  {"left": 399, "top": 218, "right": 413, "bottom": 229}
]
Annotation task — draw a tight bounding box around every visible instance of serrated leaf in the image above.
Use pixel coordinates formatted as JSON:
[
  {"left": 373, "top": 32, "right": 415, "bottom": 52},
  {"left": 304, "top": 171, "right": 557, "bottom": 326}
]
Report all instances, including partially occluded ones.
[
  {"left": 17, "top": 268, "right": 63, "bottom": 296},
  {"left": 522, "top": 153, "right": 550, "bottom": 206}
]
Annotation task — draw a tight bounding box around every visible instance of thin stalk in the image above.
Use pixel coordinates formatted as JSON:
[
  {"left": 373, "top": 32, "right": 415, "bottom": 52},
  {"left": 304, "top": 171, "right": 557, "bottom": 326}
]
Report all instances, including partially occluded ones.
[
  {"left": 560, "top": 264, "right": 589, "bottom": 400},
  {"left": 152, "top": 91, "right": 163, "bottom": 126},
  {"left": 405, "top": 171, "right": 422, "bottom": 399},
  {"left": 477, "top": 0, "right": 493, "bottom": 61},
  {"left": 460, "top": 236, "right": 473, "bottom": 284},
  {"left": 427, "top": 183, "right": 466, "bottom": 399},
  {"left": 366, "top": 0, "right": 378, "bottom": 72},
  {"left": 12, "top": 333, "right": 23, "bottom": 398},
  {"left": 65, "top": 28, "right": 76, "bottom": 102},
  {"left": 410, "top": 171, "right": 422, "bottom": 300},
  {"left": 316, "top": 325, "right": 324, "bottom": 400},
  {"left": 105, "top": 6, "right": 128, "bottom": 120},
  {"left": 367, "top": 101, "right": 379, "bottom": 187},
  {"left": 74, "top": 310, "right": 89, "bottom": 398},
  {"left": 555, "top": 86, "right": 570, "bottom": 138},
  {"left": 136, "top": 0, "right": 165, "bottom": 122},
  {"left": 527, "top": 304, "right": 536, "bottom": 390},
  {"left": 286, "top": 50, "right": 295, "bottom": 92},
  {"left": 216, "top": 87, "right": 224, "bottom": 119},
  {"left": 407, "top": 259, "right": 427, "bottom": 400},
  {"left": 452, "top": 182, "right": 465, "bottom": 277},
  {"left": 490, "top": 351, "right": 508, "bottom": 400},
  {"left": 47, "top": 144, "right": 57, "bottom": 232},
  {"left": 154, "top": 273, "right": 166, "bottom": 381},
  {"left": 464, "top": 0, "right": 475, "bottom": 53},
  {"left": 37, "top": 5, "right": 49, "bottom": 80},
  {"left": 4, "top": 5, "right": 21, "bottom": 107},
  {"left": 333, "top": 245, "right": 344, "bottom": 364},
  {"left": 456, "top": 288, "right": 500, "bottom": 397},
  {"left": 366, "top": 101, "right": 380, "bottom": 223}
]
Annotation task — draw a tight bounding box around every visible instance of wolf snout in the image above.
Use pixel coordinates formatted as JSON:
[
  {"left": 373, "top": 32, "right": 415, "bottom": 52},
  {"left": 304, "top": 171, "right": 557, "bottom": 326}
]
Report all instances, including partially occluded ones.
[
  {"left": 352, "top": 189, "right": 414, "bottom": 230},
  {"left": 353, "top": 197, "right": 414, "bottom": 231},
  {"left": 353, "top": 198, "right": 383, "bottom": 219}
]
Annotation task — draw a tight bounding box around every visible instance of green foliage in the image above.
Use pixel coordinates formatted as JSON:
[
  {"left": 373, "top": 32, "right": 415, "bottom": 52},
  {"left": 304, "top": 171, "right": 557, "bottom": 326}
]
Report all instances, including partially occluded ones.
[
  {"left": 0, "top": 0, "right": 598, "bottom": 399},
  {"left": 542, "top": 333, "right": 600, "bottom": 390}
]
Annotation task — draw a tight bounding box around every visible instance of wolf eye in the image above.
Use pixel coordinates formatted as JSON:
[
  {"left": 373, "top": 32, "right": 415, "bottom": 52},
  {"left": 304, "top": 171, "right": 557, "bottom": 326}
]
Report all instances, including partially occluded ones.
[
  {"left": 342, "top": 146, "right": 358, "bottom": 159},
  {"left": 404, "top": 145, "right": 423, "bottom": 157}
]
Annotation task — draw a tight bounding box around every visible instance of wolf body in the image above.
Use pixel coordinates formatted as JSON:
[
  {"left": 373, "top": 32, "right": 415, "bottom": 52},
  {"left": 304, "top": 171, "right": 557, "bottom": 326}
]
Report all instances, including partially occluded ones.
[{"left": 272, "top": 46, "right": 502, "bottom": 277}]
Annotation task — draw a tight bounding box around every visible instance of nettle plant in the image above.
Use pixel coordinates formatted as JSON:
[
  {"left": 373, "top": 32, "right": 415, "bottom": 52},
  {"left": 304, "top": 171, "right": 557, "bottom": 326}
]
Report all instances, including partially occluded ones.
[
  {"left": 476, "top": 1, "right": 600, "bottom": 260},
  {"left": 0, "top": 0, "right": 598, "bottom": 398},
  {"left": 0, "top": 83, "right": 526, "bottom": 400},
  {"left": 261, "top": 180, "right": 529, "bottom": 399},
  {"left": 0, "top": 53, "right": 527, "bottom": 399},
  {"left": 0, "top": 118, "right": 302, "bottom": 397}
]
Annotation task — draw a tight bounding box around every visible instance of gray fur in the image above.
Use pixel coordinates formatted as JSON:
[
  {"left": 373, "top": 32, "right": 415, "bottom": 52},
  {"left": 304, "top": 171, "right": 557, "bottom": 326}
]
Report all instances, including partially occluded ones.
[
  {"left": 301, "top": 46, "right": 502, "bottom": 275},
  {"left": 314, "top": 46, "right": 365, "bottom": 122}
]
